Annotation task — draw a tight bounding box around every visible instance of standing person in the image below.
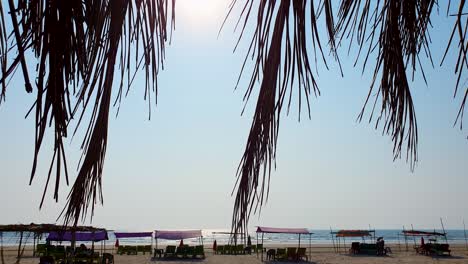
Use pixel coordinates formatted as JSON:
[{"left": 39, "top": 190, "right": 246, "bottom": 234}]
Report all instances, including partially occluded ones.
[
  {"left": 213, "top": 240, "right": 217, "bottom": 254},
  {"left": 179, "top": 239, "right": 184, "bottom": 247}
]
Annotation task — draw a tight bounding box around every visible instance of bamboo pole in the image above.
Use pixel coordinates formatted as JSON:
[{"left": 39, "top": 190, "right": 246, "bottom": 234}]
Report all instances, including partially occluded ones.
[
  {"left": 256, "top": 233, "right": 258, "bottom": 258},
  {"left": 463, "top": 220, "right": 468, "bottom": 251},
  {"left": 1, "top": 231, "right": 5, "bottom": 264},
  {"left": 397, "top": 233, "right": 401, "bottom": 252},
  {"left": 411, "top": 225, "right": 417, "bottom": 247},
  {"left": 403, "top": 226, "right": 408, "bottom": 252},
  {"left": 32, "top": 233, "right": 36, "bottom": 257},
  {"left": 17, "top": 231, "right": 23, "bottom": 259},
  {"left": 440, "top": 218, "right": 448, "bottom": 244},
  {"left": 261, "top": 233, "right": 264, "bottom": 262},
  {"left": 330, "top": 228, "right": 336, "bottom": 253}
]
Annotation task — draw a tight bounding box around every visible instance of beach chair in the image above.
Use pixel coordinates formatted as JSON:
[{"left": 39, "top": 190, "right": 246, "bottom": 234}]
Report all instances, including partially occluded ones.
[
  {"left": 236, "top": 244, "right": 244, "bottom": 254},
  {"left": 350, "top": 242, "right": 360, "bottom": 254},
  {"left": 185, "top": 246, "right": 195, "bottom": 258},
  {"left": 224, "top": 245, "right": 232, "bottom": 254},
  {"left": 39, "top": 256, "right": 55, "bottom": 264},
  {"left": 250, "top": 245, "right": 256, "bottom": 254},
  {"left": 266, "top": 249, "right": 276, "bottom": 261},
  {"left": 136, "top": 245, "right": 144, "bottom": 254},
  {"left": 256, "top": 244, "right": 263, "bottom": 256},
  {"left": 297, "top": 247, "right": 308, "bottom": 261},
  {"left": 275, "top": 248, "right": 287, "bottom": 260},
  {"left": 49, "top": 245, "right": 66, "bottom": 261},
  {"left": 286, "top": 247, "right": 297, "bottom": 260},
  {"left": 143, "top": 245, "right": 151, "bottom": 254},
  {"left": 128, "top": 246, "right": 138, "bottom": 255},
  {"left": 164, "top": 245, "right": 176, "bottom": 258},
  {"left": 432, "top": 243, "right": 451, "bottom": 256},
  {"left": 362, "top": 243, "right": 378, "bottom": 255},
  {"left": 102, "top": 253, "right": 114, "bottom": 264},
  {"left": 116, "top": 246, "right": 125, "bottom": 255},
  {"left": 176, "top": 245, "right": 187, "bottom": 258},
  {"left": 216, "top": 245, "right": 224, "bottom": 254},
  {"left": 36, "top": 243, "right": 47, "bottom": 256},
  {"left": 194, "top": 245, "right": 205, "bottom": 259}
]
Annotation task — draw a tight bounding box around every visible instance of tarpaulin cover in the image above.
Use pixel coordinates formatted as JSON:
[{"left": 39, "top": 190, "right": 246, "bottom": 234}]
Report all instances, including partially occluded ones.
[
  {"left": 154, "top": 230, "right": 202, "bottom": 240},
  {"left": 402, "top": 230, "right": 446, "bottom": 236},
  {"left": 114, "top": 232, "right": 153, "bottom": 238},
  {"left": 334, "top": 230, "right": 373, "bottom": 237},
  {"left": 47, "top": 231, "right": 108, "bottom": 242},
  {"left": 256, "top": 226, "right": 311, "bottom": 234}
]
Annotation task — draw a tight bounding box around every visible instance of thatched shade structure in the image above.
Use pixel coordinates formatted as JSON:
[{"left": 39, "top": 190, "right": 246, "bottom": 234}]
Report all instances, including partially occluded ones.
[
  {"left": 0, "top": 223, "right": 106, "bottom": 258},
  {"left": 0, "top": 223, "right": 105, "bottom": 233}
]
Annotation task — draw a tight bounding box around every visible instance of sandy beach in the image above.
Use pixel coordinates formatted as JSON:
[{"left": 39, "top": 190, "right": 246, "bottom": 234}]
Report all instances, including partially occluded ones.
[{"left": 2, "top": 244, "right": 468, "bottom": 264}]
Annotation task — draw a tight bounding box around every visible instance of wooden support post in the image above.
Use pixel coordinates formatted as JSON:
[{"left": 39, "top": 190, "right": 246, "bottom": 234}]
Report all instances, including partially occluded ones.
[
  {"left": 17, "top": 231, "right": 23, "bottom": 259},
  {"left": 261, "top": 233, "right": 264, "bottom": 262},
  {"left": 463, "top": 220, "right": 468, "bottom": 251}
]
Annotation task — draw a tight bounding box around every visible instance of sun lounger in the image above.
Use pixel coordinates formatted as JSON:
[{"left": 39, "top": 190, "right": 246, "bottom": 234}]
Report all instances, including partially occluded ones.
[
  {"left": 164, "top": 245, "right": 176, "bottom": 258},
  {"left": 102, "top": 253, "right": 114, "bottom": 264},
  {"left": 36, "top": 243, "right": 47, "bottom": 256},
  {"left": 117, "top": 246, "right": 125, "bottom": 255},
  {"left": 256, "top": 244, "right": 263, "bottom": 257},
  {"left": 194, "top": 245, "right": 205, "bottom": 259},
  {"left": 236, "top": 244, "right": 244, "bottom": 254},
  {"left": 359, "top": 243, "right": 377, "bottom": 255},
  {"left": 143, "top": 245, "right": 151, "bottom": 254},
  {"left": 216, "top": 245, "right": 224, "bottom": 254},
  {"left": 176, "top": 245, "right": 187, "bottom": 258},
  {"left": 250, "top": 245, "right": 256, "bottom": 254},
  {"left": 275, "top": 248, "right": 287, "bottom": 260},
  {"left": 350, "top": 242, "right": 360, "bottom": 254},
  {"left": 224, "top": 245, "right": 230, "bottom": 254},
  {"left": 297, "top": 247, "right": 308, "bottom": 261},
  {"left": 430, "top": 243, "right": 451, "bottom": 256},
  {"left": 127, "top": 246, "right": 138, "bottom": 255},
  {"left": 286, "top": 247, "right": 297, "bottom": 260}
]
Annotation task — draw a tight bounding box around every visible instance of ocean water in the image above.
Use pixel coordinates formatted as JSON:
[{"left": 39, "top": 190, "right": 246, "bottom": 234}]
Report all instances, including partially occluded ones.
[{"left": 1, "top": 229, "right": 468, "bottom": 247}]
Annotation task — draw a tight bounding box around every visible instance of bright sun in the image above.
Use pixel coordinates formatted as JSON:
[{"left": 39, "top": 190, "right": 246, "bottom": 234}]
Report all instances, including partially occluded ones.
[{"left": 178, "top": 0, "right": 223, "bottom": 25}]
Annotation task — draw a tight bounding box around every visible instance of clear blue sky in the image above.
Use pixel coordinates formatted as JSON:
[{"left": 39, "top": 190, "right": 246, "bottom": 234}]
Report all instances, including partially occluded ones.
[{"left": 0, "top": 0, "right": 467, "bottom": 231}]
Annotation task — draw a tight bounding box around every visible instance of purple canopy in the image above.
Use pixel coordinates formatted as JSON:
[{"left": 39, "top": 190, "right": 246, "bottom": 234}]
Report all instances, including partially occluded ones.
[
  {"left": 47, "top": 231, "right": 108, "bottom": 242},
  {"left": 154, "top": 230, "right": 202, "bottom": 240},
  {"left": 256, "top": 226, "right": 311, "bottom": 234},
  {"left": 114, "top": 232, "right": 153, "bottom": 238}
]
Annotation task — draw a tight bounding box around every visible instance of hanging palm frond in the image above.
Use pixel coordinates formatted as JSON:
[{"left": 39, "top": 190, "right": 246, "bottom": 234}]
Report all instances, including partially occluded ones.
[
  {"left": 336, "top": 0, "right": 434, "bottom": 170},
  {"left": 229, "top": 0, "right": 467, "bottom": 235},
  {"left": 227, "top": 0, "right": 336, "bottom": 236},
  {"left": 1, "top": 0, "right": 174, "bottom": 226},
  {"left": 444, "top": 0, "right": 468, "bottom": 129},
  {"left": 0, "top": 2, "right": 7, "bottom": 104}
]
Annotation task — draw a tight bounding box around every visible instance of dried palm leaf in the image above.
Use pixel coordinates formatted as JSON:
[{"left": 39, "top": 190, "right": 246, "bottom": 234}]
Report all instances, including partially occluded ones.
[
  {"left": 0, "top": 2, "right": 7, "bottom": 104},
  {"left": 1, "top": 0, "right": 174, "bottom": 227},
  {"left": 229, "top": 0, "right": 466, "bottom": 236},
  {"left": 226, "top": 0, "right": 336, "bottom": 236},
  {"left": 443, "top": 0, "right": 468, "bottom": 129}
]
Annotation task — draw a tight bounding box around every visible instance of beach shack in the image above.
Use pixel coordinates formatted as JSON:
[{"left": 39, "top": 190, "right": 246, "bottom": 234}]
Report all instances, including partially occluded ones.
[
  {"left": 46, "top": 230, "right": 110, "bottom": 263},
  {"left": 114, "top": 232, "right": 153, "bottom": 255},
  {"left": 330, "top": 230, "right": 386, "bottom": 255},
  {"left": 256, "top": 226, "right": 312, "bottom": 262},
  {"left": 402, "top": 230, "right": 451, "bottom": 256},
  {"left": 154, "top": 230, "right": 205, "bottom": 260},
  {"left": 0, "top": 223, "right": 105, "bottom": 259}
]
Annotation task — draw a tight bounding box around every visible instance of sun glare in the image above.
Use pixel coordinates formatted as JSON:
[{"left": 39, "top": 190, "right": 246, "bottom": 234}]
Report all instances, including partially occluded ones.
[{"left": 178, "top": 0, "right": 224, "bottom": 27}]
